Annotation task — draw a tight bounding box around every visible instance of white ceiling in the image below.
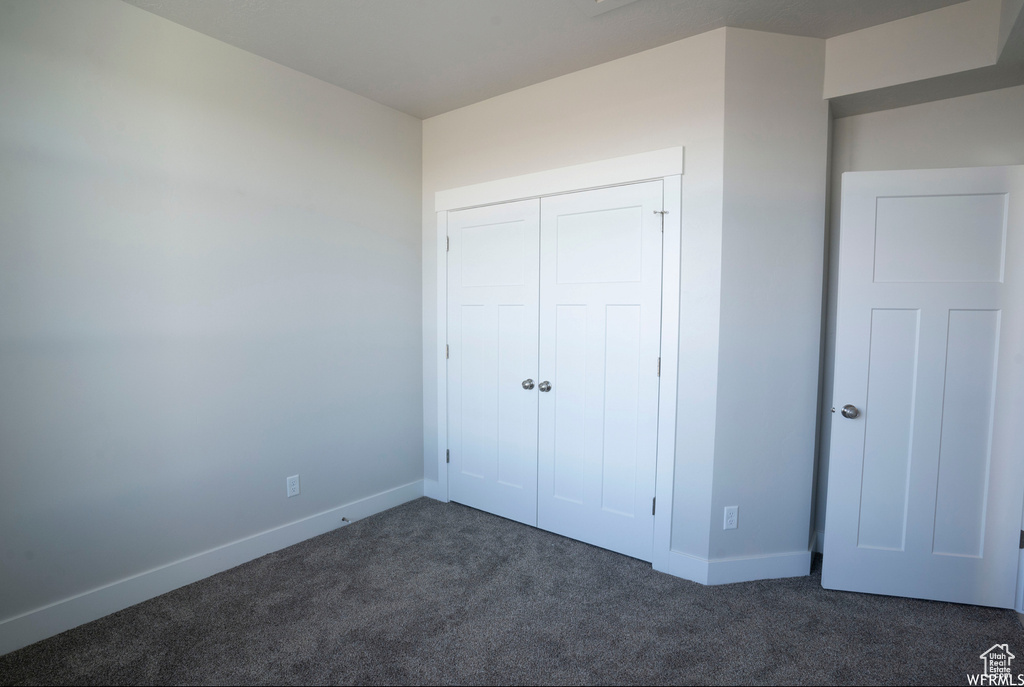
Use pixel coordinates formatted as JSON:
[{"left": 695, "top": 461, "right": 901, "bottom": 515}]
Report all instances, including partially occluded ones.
[{"left": 123, "top": 0, "right": 967, "bottom": 119}]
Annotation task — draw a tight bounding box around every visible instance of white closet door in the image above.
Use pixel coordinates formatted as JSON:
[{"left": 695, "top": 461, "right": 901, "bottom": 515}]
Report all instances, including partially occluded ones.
[
  {"left": 822, "top": 166, "right": 1024, "bottom": 607},
  {"left": 447, "top": 199, "right": 540, "bottom": 526},
  {"left": 537, "top": 181, "right": 664, "bottom": 561}
]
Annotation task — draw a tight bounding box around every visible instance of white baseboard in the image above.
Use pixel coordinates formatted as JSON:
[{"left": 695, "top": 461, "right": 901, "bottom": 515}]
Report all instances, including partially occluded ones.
[
  {"left": 660, "top": 550, "right": 711, "bottom": 585},
  {"left": 0, "top": 479, "right": 424, "bottom": 657},
  {"left": 661, "top": 548, "right": 812, "bottom": 586},
  {"left": 705, "top": 550, "right": 811, "bottom": 585}
]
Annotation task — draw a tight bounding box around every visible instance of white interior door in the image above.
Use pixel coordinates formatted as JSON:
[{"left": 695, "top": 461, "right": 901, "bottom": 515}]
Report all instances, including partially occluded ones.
[
  {"left": 823, "top": 166, "right": 1024, "bottom": 607},
  {"left": 447, "top": 199, "right": 540, "bottom": 526},
  {"left": 536, "top": 181, "right": 664, "bottom": 561}
]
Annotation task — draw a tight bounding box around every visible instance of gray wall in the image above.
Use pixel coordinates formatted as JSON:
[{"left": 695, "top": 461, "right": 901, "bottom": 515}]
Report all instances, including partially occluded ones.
[
  {"left": 715, "top": 29, "right": 829, "bottom": 559},
  {"left": 815, "top": 84, "right": 1024, "bottom": 540},
  {"left": 0, "top": 0, "right": 423, "bottom": 621}
]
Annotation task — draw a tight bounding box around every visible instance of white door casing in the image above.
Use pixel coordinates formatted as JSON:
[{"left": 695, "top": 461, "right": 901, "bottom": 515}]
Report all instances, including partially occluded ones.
[
  {"left": 431, "top": 148, "right": 683, "bottom": 569},
  {"left": 537, "top": 181, "right": 665, "bottom": 562},
  {"left": 447, "top": 199, "right": 540, "bottom": 526},
  {"left": 823, "top": 166, "right": 1024, "bottom": 607}
]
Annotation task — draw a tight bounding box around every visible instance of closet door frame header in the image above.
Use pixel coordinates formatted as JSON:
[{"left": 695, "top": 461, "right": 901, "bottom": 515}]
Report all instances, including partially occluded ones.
[
  {"left": 431, "top": 147, "right": 683, "bottom": 573},
  {"left": 435, "top": 147, "right": 684, "bottom": 212}
]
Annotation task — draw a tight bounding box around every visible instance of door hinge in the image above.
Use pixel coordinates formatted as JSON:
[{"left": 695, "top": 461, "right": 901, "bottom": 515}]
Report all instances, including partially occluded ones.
[
  {"left": 446, "top": 449, "right": 450, "bottom": 464},
  {"left": 655, "top": 210, "right": 668, "bottom": 232},
  {"left": 657, "top": 357, "right": 661, "bottom": 377},
  {"left": 652, "top": 497, "right": 656, "bottom": 516},
  {"left": 446, "top": 344, "right": 449, "bottom": 359},
  {"left": 1019, "top": 530, "right": 1023, "bottom": 549},
  {"left": 446, "top": 236, "right": 450, "bottom": 252}
]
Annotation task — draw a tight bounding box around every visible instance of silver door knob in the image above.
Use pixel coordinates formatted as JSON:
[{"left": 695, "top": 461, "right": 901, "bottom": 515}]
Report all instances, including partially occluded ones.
[
  {"left": 522, "top": 379, "right": 534, "bottom": 390},
  {"left": 841, "top": 404, "right": 860, "bottom": 419},
  {"left": 538, "top": 381, "right": 552, "bottom": 392}
]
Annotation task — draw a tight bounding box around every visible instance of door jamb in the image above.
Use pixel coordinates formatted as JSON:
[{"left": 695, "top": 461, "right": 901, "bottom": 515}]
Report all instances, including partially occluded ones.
[{"left": 428, "top": 210, "right": 450, "bottom": 502}]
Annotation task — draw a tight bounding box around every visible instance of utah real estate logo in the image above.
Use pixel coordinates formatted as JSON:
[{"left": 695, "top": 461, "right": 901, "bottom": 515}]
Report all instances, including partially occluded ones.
[{"left": 969, "top": 644, "right": 1024, "bottom": 685}]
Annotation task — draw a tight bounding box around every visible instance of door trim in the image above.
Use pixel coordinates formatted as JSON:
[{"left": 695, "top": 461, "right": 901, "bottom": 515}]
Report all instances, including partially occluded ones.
[
  {"left": 425, "top": 211, "right": 450, "bottom": 503},
  {"left": 430, "top": 150, "right": 683, "bottom": 569},
  {"left": 652, "top": 174, "right": 681, "bottom": 573},
  {"left": 435, "top": 147, "right": 684, "bottom": 212}
]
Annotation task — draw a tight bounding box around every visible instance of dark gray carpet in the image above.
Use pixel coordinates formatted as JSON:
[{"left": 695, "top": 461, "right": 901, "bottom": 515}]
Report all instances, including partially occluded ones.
[{"left": 1, "top": 497, "right": 1021, "bottom": 685}]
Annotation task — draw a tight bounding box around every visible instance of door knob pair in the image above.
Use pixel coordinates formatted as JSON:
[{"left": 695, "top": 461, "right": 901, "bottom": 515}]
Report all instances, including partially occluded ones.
[{"left": 522, "top": 379, "right": 552, "bottom": 392}]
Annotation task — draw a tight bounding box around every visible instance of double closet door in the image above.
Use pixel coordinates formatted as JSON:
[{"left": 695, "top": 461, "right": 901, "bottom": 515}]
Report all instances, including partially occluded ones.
[{"left": 447, "top": 181, "right": 664, "bottom": 561}]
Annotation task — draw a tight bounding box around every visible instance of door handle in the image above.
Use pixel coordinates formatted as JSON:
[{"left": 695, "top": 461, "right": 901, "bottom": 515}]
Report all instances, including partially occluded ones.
[
  {"left": 522, "top": 379, "right": 535, "bottom": 390},
  {"left": 538, "top": 381, "right": 552, "bottom": 392},
  {"left": 840, "top": 404, "right": 860, "bottom": 419}
]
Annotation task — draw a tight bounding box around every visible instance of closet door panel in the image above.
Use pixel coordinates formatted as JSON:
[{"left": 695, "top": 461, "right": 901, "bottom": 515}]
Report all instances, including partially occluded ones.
[
  {"left": 447, "top": 199, "right": 540, "bottom": 526},
  {"left": 552, "top": 304, "right": 587, "bottom": 503},
  {"left": 537, "top": 181, "right": 663, "bottom": 561}
]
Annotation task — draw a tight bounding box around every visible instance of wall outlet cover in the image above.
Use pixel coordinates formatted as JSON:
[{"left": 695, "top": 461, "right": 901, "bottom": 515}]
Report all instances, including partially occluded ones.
[{"left": 724, "top": 505, "right": 738, "bottom": 530}]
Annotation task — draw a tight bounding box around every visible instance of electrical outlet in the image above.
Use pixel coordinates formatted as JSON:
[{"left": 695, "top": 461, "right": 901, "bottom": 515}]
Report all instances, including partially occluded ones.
[
  {"left": 724, "top": 505, "right": 738, "bottom": 530},
  {"left": 287, "top": 475, "right": 300, "bottom": 498}
]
